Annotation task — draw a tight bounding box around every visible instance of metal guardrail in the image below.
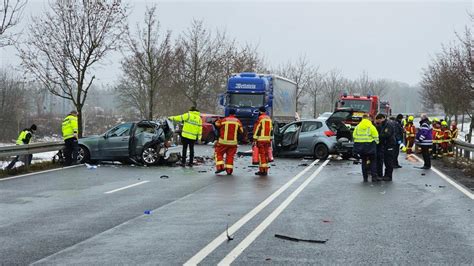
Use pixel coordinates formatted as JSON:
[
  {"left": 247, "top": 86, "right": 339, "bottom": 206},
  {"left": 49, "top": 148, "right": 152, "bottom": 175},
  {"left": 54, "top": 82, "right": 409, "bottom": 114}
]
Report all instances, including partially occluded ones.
[
  {"left": 0, "top": 142, "right": 64, "bottom": 158},
  {"left": 453, "top": 139, "right": 474, "bottom": 160}
]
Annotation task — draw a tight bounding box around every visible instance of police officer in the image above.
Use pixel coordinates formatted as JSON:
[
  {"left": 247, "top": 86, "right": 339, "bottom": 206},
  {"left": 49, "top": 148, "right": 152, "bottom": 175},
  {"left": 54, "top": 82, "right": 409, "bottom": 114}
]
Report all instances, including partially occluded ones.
[
  {"left": 353, "top": 114, "right": 379, "bottom": 182},
  {"left": 169, "top": 106, "right": 203, "bottom": 167},
  {"left": 6, "top": 124, "right": 37, "bottom": 170},
  {"left": 375, "top": 114, "right": 396, "bottom": 181},
  {"left": 62, "top": 111, "right": 79, "bottom": 166}
]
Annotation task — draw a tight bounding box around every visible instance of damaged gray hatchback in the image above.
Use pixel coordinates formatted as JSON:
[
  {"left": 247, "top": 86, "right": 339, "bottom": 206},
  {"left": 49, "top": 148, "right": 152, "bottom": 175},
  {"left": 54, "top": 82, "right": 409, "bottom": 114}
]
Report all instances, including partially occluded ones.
[{"left": 78, "top": 120, "right": 180, "bottom": 166}]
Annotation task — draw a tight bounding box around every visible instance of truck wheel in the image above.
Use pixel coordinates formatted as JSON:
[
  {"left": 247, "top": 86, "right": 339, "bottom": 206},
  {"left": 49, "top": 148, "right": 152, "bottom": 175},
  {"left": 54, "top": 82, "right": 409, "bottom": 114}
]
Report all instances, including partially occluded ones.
[
  {"left": 314, "top": 144, "right": 329, "bottom": 160},
  {"left": 141, "top": 145, "right": 159, "bottom": 166}
]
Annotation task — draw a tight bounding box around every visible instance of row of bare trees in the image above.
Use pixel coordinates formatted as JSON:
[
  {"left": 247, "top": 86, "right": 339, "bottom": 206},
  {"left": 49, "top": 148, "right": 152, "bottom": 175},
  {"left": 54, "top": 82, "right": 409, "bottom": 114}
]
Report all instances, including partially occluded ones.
[
  {"left": 0, "top": 0, "right": 423, "bottom": 141},
  {"left": 420, "top": 15, "right": 473, "bottom": 142},
  {"left": 116, "top": 7, "right": 264, "bottom": 120}
]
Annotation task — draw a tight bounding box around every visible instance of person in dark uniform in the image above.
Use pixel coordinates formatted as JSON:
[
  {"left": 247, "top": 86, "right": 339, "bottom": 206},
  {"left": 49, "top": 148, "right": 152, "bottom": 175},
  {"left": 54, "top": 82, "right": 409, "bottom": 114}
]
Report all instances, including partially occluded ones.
[
  {"left": 375, "top": 114, "right": 397, "bottom": 181},
  {"left": 392, "top": 115, "right": 404, "bottom": 168}
]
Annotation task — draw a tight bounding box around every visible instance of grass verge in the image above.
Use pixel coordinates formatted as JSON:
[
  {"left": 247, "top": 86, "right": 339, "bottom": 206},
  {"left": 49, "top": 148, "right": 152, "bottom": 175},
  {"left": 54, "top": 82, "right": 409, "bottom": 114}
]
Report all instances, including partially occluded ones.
[{"left": 0, "top": 161, "right": 61, "bottom": 179}]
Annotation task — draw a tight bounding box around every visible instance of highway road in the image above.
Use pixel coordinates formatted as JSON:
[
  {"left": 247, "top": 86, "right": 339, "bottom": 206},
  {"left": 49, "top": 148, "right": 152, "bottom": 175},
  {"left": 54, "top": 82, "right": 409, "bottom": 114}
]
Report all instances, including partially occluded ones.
[{"left": 1, "top": 145, "right": 473, "bottom": 265}]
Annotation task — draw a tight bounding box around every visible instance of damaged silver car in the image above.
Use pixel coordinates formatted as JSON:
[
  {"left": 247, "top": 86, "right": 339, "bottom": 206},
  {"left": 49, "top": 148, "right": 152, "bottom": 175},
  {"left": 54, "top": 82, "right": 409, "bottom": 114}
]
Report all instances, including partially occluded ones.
[{"left": 78, "top": 119, "right": 180, "bottom": 165}]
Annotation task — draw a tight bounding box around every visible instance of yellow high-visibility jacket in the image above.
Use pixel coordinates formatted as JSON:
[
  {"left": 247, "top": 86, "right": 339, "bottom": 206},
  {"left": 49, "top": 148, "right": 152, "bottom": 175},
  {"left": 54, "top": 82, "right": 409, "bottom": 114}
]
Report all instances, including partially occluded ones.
[
  {"left": 169, "top": 111, "right": 202, "bottom": 141},
  {"left": 62, "top": 114, "right": 78, "bottom": 140}
]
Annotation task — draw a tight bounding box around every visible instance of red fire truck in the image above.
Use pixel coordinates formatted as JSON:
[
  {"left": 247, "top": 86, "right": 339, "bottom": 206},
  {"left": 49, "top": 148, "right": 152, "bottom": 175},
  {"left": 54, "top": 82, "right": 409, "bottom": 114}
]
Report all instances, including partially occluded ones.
[{"left": 334, "top": 93, "right": 380, "bottom": 127}]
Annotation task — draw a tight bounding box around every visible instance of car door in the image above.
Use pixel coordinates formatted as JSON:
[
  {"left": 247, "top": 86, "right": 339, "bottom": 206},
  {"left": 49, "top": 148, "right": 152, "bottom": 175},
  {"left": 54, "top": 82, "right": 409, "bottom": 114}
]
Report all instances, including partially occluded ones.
[
  {"left": 99, "top": 123, "right": 133, "bottom": 159},
  {"left": 276, "top": 122, "right": 302, "bottom": 154},
  {"left": 297, "top": 121, "right": 324, "bottom": 154}
]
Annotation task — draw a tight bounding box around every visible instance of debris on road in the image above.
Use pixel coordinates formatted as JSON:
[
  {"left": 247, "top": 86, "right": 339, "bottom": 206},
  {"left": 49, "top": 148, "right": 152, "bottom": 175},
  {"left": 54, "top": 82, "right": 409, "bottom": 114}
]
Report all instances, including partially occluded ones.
[
  {"left": 85, "top": 163, "right": 97, "bottom": 169},
  {"left": 160, "top": 175, "right": 169, "bottom": 179},
  {"left": 265, "top": 258, "right": 272, "bottom": 261},
  {"left": 438, "top": 185, "right": 446, "bottom": 188},
  {"left": 380, "top": 191, "right": 386, "bottom": 195},
  {"left": 275, "top": 234, "right": 327, "bottom": 244},
  {"left": 322, "top": 220, "right": 332, "bottom": 223},
  {"left": 421, "top": 173, "right": 426, "bottom": 176},
  {"left": 298, "top": 163, "right": 309, "bottom": 167},
  {"left": 198, "top": 170, "right": 207, "bottom": 173},
  {"left": 425, "top": 184, "right": 432, "bottom": 187},
  {"left": 144, "top": 210, "right": 152, "bottom": 215},
  {"left": 226, "top": 224, "right": 234, "bottom": 241}
]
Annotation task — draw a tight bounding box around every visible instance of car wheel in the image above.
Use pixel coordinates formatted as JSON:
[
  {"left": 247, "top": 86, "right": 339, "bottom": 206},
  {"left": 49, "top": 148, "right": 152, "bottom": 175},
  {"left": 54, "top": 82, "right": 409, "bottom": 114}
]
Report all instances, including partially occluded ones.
[
  {"left": 78, "top": 146, "right": 90, "bottom": 163},
  {"left": 313, "top": 144, "right": 329, "bottom": 160},
  {"left": 141, "top": 146, "right": 159, "bottom": 166}
]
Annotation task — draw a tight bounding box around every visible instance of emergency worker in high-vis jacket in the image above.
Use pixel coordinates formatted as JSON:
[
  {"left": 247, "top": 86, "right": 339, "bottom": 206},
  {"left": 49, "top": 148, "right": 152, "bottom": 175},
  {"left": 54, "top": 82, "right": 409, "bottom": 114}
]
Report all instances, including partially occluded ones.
[
  {"left": 62, "top": 110, "right": 79, "bottom": 166},
  {"left": 252, "top": 106, "right": 273, "bottom": 176},
  {"left": 214, "top": 109, "right": 244, "bottom": 175},
  {"left": 169, "top": 106, "right": 202, "bottom": 166},
  {"left": 6, "top": 124, "right": 37, "bottom": 170}
]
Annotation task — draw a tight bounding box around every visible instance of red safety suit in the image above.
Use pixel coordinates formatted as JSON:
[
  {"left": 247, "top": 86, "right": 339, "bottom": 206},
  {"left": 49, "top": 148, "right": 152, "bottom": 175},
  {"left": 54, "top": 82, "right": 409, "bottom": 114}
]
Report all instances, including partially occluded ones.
[
  {"left": 214, "top": 115, "right": 243, "bottom": 174},
  {"left": 404, "top": 123, "right": 416, "bottom": 154},
  {"left": 253, "top": 113, "right": 273, "bottom": 175}
]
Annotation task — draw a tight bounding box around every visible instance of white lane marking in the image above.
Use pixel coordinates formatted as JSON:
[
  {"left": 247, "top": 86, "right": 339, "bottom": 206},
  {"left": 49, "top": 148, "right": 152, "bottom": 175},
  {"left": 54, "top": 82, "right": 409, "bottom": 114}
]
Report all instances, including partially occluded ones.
[
  {"left": 412, "top": 155, "right": 474, "bottom": 200},
  {"left": 104, "top": 181, "right": 150, "bottom": 194},
  {"left": 0, "top": 164, "right": 82, "bottom": 182},
  {"left": 184, "top": 159, "right": 320, "bottom": 265},
  {"left": 217, "top": 160, "right": 329, "bottom": 265}
]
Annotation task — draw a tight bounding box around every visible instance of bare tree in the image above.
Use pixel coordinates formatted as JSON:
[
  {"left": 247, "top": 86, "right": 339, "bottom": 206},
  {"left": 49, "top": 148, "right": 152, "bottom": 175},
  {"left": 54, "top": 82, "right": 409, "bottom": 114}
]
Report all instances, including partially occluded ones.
[
  {"left": 0, "top": 0, "right": 27, "bottom": 47},
  {"left": 18, "top": 0, "right": 128, "bottom": 137},
  {"left": 307, "top": 67, "right": 324, "bottom": 118},
  {"left": 276, "top": 55, "right": 313, "bottom": 113},
  {"left": 117, "top": 5, "right": 172, "bottom": 120},
  {"left": 0, "top": 68, "right": 28, "bottom": 141},
  {"left": 171, "top": 19, "right": 227, "bottom": 111},
  {"left": 323, "top": 69, "right": 345, "bottom": 111}
]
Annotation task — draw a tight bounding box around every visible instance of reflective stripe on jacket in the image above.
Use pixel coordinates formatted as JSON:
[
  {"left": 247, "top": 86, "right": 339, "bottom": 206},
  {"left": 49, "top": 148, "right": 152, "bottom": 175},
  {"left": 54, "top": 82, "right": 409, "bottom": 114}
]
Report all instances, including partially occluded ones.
[
  {"left": 170, "top": 111, "right": 202, "bottom": 140},
  {"left": 62, "top": 115, "right": 78, "bottom": 140},
  {"left": 253, "top": 114, "right": 272, "bottom": 142},
  {"left": 404, "top": 123, "right": 416, "bottom": 138},
  {"left": 353, "top": 119, "right": 379, "bottom": 144},
  {"left": 432, "top": 128, "right": 443, "bottom": 144},
  {"left": 216, "top": 115, "right": 243, "bottom": 145}
]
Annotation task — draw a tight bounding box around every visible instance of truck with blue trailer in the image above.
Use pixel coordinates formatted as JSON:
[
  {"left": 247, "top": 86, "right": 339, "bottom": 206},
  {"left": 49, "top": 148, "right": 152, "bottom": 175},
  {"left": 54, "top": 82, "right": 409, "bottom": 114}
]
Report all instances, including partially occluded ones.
[{"left": 220, "top": 72, "right": 298, "bottom": 140}]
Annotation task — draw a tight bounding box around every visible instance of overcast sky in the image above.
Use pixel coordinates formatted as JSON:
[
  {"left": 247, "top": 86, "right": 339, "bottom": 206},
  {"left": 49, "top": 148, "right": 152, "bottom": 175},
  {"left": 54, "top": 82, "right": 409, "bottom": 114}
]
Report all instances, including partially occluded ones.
[{"left": 0, "top": 0, "right": 471, "bottom": 86}]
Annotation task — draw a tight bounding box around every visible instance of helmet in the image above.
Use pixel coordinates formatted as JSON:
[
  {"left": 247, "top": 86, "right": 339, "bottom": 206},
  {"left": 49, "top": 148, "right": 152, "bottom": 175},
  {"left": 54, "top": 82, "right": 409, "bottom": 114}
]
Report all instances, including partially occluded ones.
[
  {"left": 432, "top": 118, "right": 439, "bottom": 123},
  {"left": 408, "top": 116, "right": 414, "bottom": 122},
  {"left": 441, "top": 121, "right": 448, "bottom": 126}
]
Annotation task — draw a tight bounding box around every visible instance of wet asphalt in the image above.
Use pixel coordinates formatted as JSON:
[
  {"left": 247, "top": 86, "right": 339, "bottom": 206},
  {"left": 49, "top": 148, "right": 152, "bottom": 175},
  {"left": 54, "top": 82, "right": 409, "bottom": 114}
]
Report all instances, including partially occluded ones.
[{"left": 0, "top": 145, "right": 473, "bottom": 265}]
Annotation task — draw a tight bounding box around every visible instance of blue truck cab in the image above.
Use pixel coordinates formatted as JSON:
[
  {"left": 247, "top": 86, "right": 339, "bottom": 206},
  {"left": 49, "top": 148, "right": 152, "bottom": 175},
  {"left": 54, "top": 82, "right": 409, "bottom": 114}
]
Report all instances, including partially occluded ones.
[{"left": 221, "top": 72, "right": 297, "bottom": 140}]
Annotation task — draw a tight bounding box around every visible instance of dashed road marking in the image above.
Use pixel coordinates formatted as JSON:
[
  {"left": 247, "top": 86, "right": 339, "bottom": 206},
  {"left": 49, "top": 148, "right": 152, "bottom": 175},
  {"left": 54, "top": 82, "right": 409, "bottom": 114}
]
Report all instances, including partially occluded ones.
[{"left": 104, "top": 181, "right": 150, "bottom": 194}]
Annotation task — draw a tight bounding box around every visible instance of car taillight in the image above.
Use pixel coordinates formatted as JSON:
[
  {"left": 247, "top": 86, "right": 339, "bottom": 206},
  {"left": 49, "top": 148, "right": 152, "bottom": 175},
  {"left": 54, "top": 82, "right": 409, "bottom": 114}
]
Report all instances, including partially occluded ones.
[{"left": 324, "top": 130, "right": 336, "bottom": 137}]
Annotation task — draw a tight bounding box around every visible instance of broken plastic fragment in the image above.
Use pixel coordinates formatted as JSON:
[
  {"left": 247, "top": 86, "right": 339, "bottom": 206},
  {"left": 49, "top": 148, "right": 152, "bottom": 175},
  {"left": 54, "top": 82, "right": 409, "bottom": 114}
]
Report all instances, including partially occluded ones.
[
  {"left": 160, "top": 175, "right": 169, "bottom": 179},
  {"left": 144, "top": 210, "right": 151, "bottom": 214},
  {"left": 274, "top": 234, "right": 327, "bottom": 244}
]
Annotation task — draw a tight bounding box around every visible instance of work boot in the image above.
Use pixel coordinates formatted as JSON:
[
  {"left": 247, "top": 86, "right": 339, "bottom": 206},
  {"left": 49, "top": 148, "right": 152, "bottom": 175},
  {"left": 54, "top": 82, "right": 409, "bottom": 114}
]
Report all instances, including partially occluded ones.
[
  {"left": 363, "top": 176, "right": 368, "bottom": 183},
  {"left": 226, "top": 169, "right": 233, "bottom": 175},
  {"left": 382, "top": 176, "right": 392, "bottom": 181},
  {"left": 215, "top": 168, "right": 225, "bottom": 174},
  {"left": 372, "top": 176, "right": 381, "bottom": 182},
  {"left": 255, "top": 171, "right": 268, "bottom": 176}
]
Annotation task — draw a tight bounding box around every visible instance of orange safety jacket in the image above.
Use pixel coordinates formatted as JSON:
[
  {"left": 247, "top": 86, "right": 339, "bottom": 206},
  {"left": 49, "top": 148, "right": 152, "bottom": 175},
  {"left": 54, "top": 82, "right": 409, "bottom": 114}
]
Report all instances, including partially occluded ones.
[
  {"left": 215, "top": 115, "right": 243, "bottom": 146},
  {"left": 451, "top": 126, "right": 458, "bottom": 141},
  {"left": 253, "top": 114, "right": 273, "bottom": 142},
  {"left": 404, "top": 123, "right": 416, "bottom": 138},
  {"left": 432, "top": 127, "right": 443, "bottom": 144},
  {"left": 442, "top": 128, "right": 452, "bottom": 143}
]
